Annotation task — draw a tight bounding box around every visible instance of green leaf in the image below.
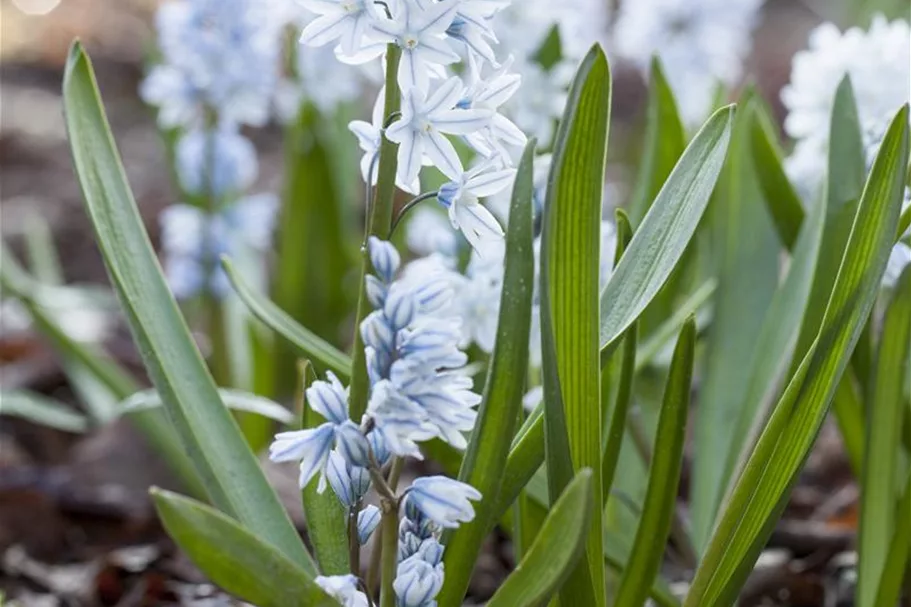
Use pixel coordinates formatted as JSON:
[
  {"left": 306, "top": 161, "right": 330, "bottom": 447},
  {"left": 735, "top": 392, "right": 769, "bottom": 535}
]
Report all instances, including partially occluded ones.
[
  {"left": 486, "top": 470, "right": 594, "bottom": 607},
  {"left": 119, "top": 388, "right": 295, "bottom": 425},
  {"left": 614, "top": 318, "right": 693, "bottom": 607},
  {"left": 151, "top": 489, "right": 336, "bottom": 607},
  {"left": 634, "top": 279, "right": 715, "bottom": 371},
  {"left": 750, "top": 102, "right": 805, "bottom": 249},
  {"left": 791, "top": 76, "right": 869, "bottom": 477},
  {"left": 720, "top": 184, "right": 827, "bottom": 503},
  {"left": 438, "top": 141, "right": 536, "bottom": 606},
  {"left": 494, "top": 404, "right": 545, "bottom": 520},
  {"left": 685, "top": 104, "right": 910, "bottom": 606},
  {"left": 299, "top": 361, "right": 350, "bottom": 576},
  {"left": 272, "top": 105, "right": 354, "bottom": 397},
  {"left": 222, "top": 257, "right": 352, "bottom": 381},
  {"left": 600, "top": 105, "right": 735, "bottom": 356},
  {"left": 628, "top": 57, "right": 687, "bottom": 227},
  {"left": 602, "top": 210, "right": 635, "bottom": 505},
  {"left": 0, "top": 390, "right": 89, "bottom": 433},
  {"left": 691, "top": 95, "right": 780, "bottom": 549},
  {"left": 23, "top": 212, "right": 64, "bottom": 284},
  {"left": 63, "top": 42, "right": 314, "bottom": 571},
  {"left": 857, "top": 266, "right": 911, "bottom": 607},
  {"left": 540, "top": 44, "right": 611, "bottom": 606},
  {"left": 872, "top": 471, "right": 911, "bottom": 607}
]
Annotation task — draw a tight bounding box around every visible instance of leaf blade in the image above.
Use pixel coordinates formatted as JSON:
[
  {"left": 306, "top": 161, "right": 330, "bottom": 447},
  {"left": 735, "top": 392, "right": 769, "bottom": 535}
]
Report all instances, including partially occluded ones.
[{"left": 63, "top": 42, "right": 314, "bottom": 571}]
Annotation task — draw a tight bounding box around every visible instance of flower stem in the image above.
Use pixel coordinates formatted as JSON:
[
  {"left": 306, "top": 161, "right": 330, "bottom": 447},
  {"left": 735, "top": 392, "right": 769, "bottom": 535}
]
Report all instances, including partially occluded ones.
[
  {"left": 348, "top": 504, "right": 361, "bottom": 575},
  {"left": 379, "top": 498, "right": 400, "bottom": 607},
  {"left": 348, "top": 44, "right": 402, "bottom": 421}
]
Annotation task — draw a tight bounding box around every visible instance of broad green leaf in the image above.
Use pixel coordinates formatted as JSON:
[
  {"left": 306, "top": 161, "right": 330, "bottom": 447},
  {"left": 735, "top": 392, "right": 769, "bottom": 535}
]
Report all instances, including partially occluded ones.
[
  {"left": 614, "top": 319, "right": 693, "bottom": 607},
  {"left": 486, "top": 470, "right": 594, "bottom": 607},
  {"left": 151, "top": 489, "right": 335, "bottom": 607},
  {"left": 119, "top": 388, "right": 295, "bottom": 425},
  {"left": 628, "top": 57, "right": 687, "bottom": 226},
  {"left": 600, "top": 105, "right": 735, "bottom": 356},
  {"left": 222, "top": 257, "right": 351, "bottom": 380},
  {"left": 273, "top": 105, "right": 354, "bottom": 397},
  {"left": 857, "top": 266, "right": 911, "bottom": 607},
  {"left": 691, "top": 95, "right": 781, "bottom": 549},
  {"left": 791, "top": 76, "right": 869, "bottom": 476},
  {"left": 750, "top": 103, "right": 805, "bottom": 249},
  {"left": 300, "top": 361, "right": 350, "bottom": 576},
  {"left": 63, "top": 42, "right": 314, "bottom": 571},
  {"left": 872, "top": 471, "right": 911, "bottom": 607},
  {"left": 0, "top": 390, "right": 89, "bottom": 432},
  {"left": 439, "top": 141, "right": 536, "bottom": 606},
  {"left": 899, "top": 201, "right": 911, "bottom": 236},
  {"left": 540, "top": 44, "right": 610, "bottom": 606},
  {"left": 685, "top": 105, "right": 910, "bottom": 606},
  {"left": 721, "top": 186, "right": 827, "bottom": 501}
]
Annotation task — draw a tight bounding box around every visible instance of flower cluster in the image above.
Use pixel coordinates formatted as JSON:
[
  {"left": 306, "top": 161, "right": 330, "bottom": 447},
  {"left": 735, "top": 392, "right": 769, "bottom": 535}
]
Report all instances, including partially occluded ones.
[
  {"left": 781, "top": 15, "right": 911, "bottom": 286},
  {"left": 269, "top": 237, "right": 483, "bottom": 605},
  {"left": 300, "top": 0, "right": 527, "bottom": 253}
]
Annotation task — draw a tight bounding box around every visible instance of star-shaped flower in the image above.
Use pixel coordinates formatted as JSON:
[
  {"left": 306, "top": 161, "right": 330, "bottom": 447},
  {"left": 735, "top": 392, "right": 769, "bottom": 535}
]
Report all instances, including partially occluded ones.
[
  {"left": 436, "top": 161, "right": 513, "bottom": 254},
  {"left": 300, "top": 0, "right": 380, "bottom": 56},
  {"left": 371, "top": 0, "right": 461, "bottom": 92},
  {"left": 385, "top": 77, "right": 493, "bottom": 184}
]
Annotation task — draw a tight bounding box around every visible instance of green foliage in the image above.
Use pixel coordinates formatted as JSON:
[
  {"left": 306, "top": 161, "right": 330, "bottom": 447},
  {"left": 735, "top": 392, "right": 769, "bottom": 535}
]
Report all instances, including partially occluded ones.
[
  {"left": 540, "top": 44, "right": 611, "bottom": 606},
  {"left": 152, "top": 489, "right": 334, "bottom": 607},
  {"left": 614, "top": 318, "right": 694, "bottom": 607},
  {"left": 686, "top": 104, "right": 910, "bottom": 606},
  {"left": 63, "top": 42, "right": 314, "bottom": 572},
  {"left": 439, "top": 141, "right": 536, "bottom": 606},
  {"left": 486, "top": 470, "right": 594, "bottom": 607},
  {"left": 0, "top": 390, "right": 89, "bottom": 433}
]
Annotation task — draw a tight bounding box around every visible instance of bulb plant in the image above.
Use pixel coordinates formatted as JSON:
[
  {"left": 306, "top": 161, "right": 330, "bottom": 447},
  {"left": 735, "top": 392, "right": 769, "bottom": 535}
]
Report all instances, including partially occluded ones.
[{"left": 1, "top": 0, "right": 908, "bottom": 605}]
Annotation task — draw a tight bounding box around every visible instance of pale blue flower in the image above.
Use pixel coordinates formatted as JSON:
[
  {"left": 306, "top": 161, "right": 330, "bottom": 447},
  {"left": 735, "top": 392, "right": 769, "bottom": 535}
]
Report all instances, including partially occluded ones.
[
  {"left": 327, "top": 450, "right": 371, "bottom": 507},
  {"left": 175, "top": 126, "right": 258, "bottom": 197},
  {"left": 436, "top": 161, "right": 513, "bottom": 254},
  {"left": 406, "top": 476, "right": 481, "bottom": 528},
  {"left": 369, "top": 236, "right": 402, "bottom": 283},
  {"left": 315, "top": 574, "right": 369, "bottom": 607},
  {"left": 444, "top": 0, "right": 509, "bottom": 64},
  {"left": 370, "top": 0, "right": 461, "bottom": 93},
  {"left": 349, "top": 91, "right": 421, "bottom": 194},
  {"left": 386, "top": 77, "right": 494, "bottom": 184},
  {"left": 268, "top": 372, "right": 368, "bottom": 492},
  {"left": 299, "top": 0, "right": 380, "bottom": 56},
  {"left": 394, "top": 556, "right": 444, "bottom": 607},
  {"left": 459, "top": 54, "right": 526, "bottom": 158},
  {"left": 357, "top": 505, "right": 381, "bottom": 544}
]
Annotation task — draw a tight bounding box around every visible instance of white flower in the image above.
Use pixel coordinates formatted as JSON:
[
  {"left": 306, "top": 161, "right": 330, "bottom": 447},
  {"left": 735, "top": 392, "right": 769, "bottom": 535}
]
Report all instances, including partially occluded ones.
[
  {"left": 406, "top": 476, "right": 481, "bottom": 528},
  {"left": 394, "top": 557, "right": 444, "bottom": 607},
  {"left": 315, "top": 574, "right": 369, "bottom": 607},
  {"left": 436, "top": 162, "right": 513, "bottom": 254},
  {"left": 460, "top": 54, "right": 527, "bottom": 158},
  {"left": 781, "top": 16, "right": 911, "bottom": 199},
  {"left": 299, "top": 0, "right": 380, "bottom": 56},
  {"left": 367, "top": 380, "right": 437, "bottom": 458},
  {"left": 349, "top": 90, "right": 421, "bottom": 193},
  {"left": 614, "top": 0, "right": 762, "bottom": 125},
  {"left": 326, "top": 450, "right": 371, "bottom": 507},
  {"left": 444, "top": 0, "right": 508, "bottom": 64},
  {"left": 370, "top": 0, "right": 461, "bottom": 92},
  {"left": 268, "top": 373, "right": 369, "bottom": 492},
  {"left": 386, "top": 77, "right": 494, "bottom": 184}
]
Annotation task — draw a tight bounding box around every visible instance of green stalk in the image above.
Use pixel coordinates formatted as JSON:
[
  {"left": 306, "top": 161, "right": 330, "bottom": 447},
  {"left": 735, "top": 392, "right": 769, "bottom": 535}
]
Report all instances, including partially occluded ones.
[
  {"left": 348, "top": 45, "right": 402, "bottom": 420},
  {"left": 379, "top": 500, "right": 400, "bottom": 607}
]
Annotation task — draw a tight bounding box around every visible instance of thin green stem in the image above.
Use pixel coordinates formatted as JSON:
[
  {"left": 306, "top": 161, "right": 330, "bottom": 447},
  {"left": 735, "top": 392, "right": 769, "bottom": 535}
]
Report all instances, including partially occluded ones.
[
  {"left": 348, "top": 504, "right": 361, "bottom": 575},
  {"left": 379, "top": 498, "right": 400, "bottom": 607},
  {"left": 349, "top": 45, "right": 402, "bottom": 421},
  {"left": 389, "top": 191, "right": 439, "bottom": 238}
]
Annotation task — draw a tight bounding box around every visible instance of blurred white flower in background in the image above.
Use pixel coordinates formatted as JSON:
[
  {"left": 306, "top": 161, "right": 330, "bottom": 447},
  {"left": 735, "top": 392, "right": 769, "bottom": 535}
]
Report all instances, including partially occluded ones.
[
  {"left": 781, "top": 15, "right": 911, "bottom": 200},
  {"left": 613, "top": 0, "right": 763, "bottom": 125}
]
